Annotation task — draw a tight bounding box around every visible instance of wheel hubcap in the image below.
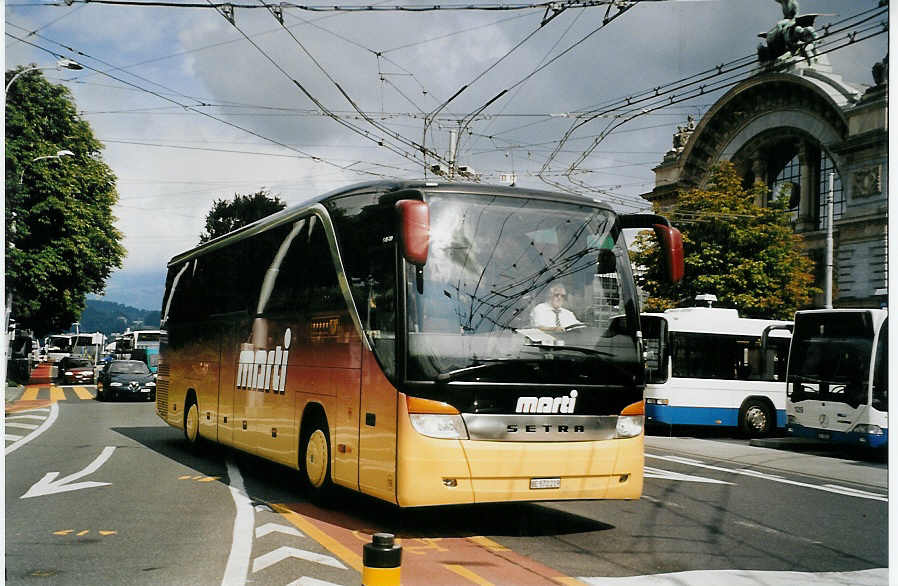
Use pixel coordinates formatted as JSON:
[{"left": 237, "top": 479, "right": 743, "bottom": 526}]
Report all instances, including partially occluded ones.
[
  {"left": 746, "top": 407, "right": 768, "bottom": 432},
  {"left": 305, "top": 430, "right": 328, "bottom": 488},
  {"left": 186, "top": 405, "right": 199, "bottom": 442}
]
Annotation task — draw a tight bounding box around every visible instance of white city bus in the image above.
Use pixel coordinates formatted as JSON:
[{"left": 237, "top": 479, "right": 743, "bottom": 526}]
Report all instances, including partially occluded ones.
[
  {"left": 641, "top": 296, "right": 792, "bottom": 437},
  {"left": 785, "top": 308, "right": 888, "bottom": 448}
]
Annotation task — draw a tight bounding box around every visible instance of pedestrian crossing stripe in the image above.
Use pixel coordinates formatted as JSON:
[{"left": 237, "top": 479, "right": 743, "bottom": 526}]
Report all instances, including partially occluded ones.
[{"left": 18, "top": 387, "right": 95, "bottom": 402}]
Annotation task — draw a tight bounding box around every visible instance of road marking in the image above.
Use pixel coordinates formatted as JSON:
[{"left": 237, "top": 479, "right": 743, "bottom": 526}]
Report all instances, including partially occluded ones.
[
  {"left": 19, "top": 446, "right": 115, "bottom": 499},
  {"left": 73, "top": 386, "right": 93, "bottom": 400},
  {"left": 252, "top": 546, "right": 346, "bottom": 573},
  {"left": 272, "top": 503, "right": 364, "bottom": 573},
  {"left": 577, "top": 567, "right": 887, "bottom": 585},
  {"left": 6, "top": 403, "right": 58, "bottom": 456},
  {"left": 466, "top": 535, "right": 510, "bottom": 552},
  {"left": 5, "top": 422, "right": 39, "bottom": 430},
  {"left": 5, "top": 433, "right": 24, "bottom": 441},
  {"left": 644, "top": 466, "right": 734, "bottom": 485},
  {"left": 21, "top": 446, "right": 116, "bottom": 498},
  {"left": 6, "top": 414, "right": 45, "bottom": 421},
  {"left": 444, "top": 563, "right": 494, "bottom": 585},
  {"left": 286, "top": 577, "right": 343, "bottom": 586},
  {"left": 221, "top": 458, "right": 254, "bottom": 586},
  {"left": 21, "top": 388, "right": 40, "bottom": 401},
  {"left": 50, "top": 387, "right": 66, "bottom": 402},
  {"left": 646, "top": 454, "right": 887, "bottom": 502},
  {"left": 255, "top": 522, "right": 304, "bottom": 539}
]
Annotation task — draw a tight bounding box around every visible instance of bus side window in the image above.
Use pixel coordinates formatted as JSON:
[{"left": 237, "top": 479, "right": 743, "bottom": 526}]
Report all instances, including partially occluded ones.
[
  {"left": 641, "top": 316, "right": 668, "bottom": 384},
  {"left": 872, "top": 319, "right": 888, "bottom": 411}
]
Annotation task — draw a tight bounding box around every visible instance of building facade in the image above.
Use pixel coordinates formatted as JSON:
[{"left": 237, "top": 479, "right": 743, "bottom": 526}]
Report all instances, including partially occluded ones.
[{"left": 643, "top": 53, "right": 888, "bottom": 309}]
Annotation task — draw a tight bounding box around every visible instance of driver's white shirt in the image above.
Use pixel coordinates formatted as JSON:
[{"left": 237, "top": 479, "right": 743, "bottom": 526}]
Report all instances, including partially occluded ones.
[{"left": 530, "top": 303, "right": 581, "bottom": 329}]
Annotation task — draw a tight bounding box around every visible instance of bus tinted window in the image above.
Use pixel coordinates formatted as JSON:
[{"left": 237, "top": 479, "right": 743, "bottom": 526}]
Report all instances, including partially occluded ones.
[
  {"left": 327, "top": 193, "right": 398, "bottom": 378},
  {"left": 671, "top": 333, "right": 786, "bottom": 381}
]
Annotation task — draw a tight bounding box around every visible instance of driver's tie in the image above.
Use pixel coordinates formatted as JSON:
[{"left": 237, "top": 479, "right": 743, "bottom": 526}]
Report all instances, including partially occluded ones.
[{"left": 553, "top": 309, "right": 561, "bottom": 327}]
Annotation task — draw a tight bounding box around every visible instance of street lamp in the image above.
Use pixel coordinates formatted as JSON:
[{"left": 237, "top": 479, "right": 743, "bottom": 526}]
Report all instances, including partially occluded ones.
[
  {"left": 18, "top": 150, "right": 76, "bottom": 184},
  {"left": 5, "top": 58, "right": 83, "bottom": 96}
]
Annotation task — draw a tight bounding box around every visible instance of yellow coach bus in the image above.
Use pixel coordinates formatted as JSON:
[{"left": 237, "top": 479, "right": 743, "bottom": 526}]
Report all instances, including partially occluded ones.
[{"left": 156, "top": 181, "right": 683, "bottom": 507}]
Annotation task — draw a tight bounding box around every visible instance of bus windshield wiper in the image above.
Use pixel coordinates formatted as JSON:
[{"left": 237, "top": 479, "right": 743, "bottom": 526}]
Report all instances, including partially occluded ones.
[
  {"left": 523, "top": 343, "right": 614, "bottom": 357},
  {"left": 435, "top": 359, "right": 511, "bottom": 383}
]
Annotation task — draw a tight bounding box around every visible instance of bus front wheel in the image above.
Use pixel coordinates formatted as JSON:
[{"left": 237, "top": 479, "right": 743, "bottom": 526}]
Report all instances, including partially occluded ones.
[
  {"left": 184, "top": 395, "right": 200, "bottom": 446},
  {"left": 740, "top": 399, "right": 773, "bottom": 438},
  {"left": 300, "top": 418, "right": 333, "bottom": 502}
]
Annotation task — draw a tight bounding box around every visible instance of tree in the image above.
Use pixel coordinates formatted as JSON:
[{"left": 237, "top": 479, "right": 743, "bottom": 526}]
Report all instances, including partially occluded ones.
[
  {"left": 5, "top": 66, "right": 125, "bottom": 337},
  {"left": 631, "top": 162, "right": 818, "bottom": 319},
  {"left": 199, "top": 189, "right": 286, "bottom": 243}
]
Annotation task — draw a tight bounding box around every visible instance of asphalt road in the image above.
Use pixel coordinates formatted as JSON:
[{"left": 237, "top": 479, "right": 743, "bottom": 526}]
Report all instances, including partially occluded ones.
[{"left": 4, "top": 386, "right": 889, "bottom": 585}]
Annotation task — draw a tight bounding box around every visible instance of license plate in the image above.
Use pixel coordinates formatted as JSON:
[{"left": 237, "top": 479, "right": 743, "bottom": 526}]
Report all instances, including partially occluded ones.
[
  {"left": 817, "top": 432, "right": 831, "bottom": 440},
  {"left": 530, "top": 477, "right": 560, "bottom": 490}
]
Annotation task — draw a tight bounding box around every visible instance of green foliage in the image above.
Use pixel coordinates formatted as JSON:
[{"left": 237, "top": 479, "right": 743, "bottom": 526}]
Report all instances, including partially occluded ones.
[
  {"left": 5, "top": 66, "right": 125, "bottom": 337},
  {"left": 199, "top": 189, "right": 287, "bottom": 243},
  {"left": 632, "top": 162, "right": 818, "bottom": 319}
]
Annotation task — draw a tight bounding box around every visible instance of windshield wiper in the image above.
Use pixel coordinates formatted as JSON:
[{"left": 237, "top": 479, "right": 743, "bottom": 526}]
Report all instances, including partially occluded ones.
[
  {"left": 435, "top": 359, "right": 519, "bottom": 383},
  {"left": 523, "top": 343, "right": 614, "bottom": 357}
]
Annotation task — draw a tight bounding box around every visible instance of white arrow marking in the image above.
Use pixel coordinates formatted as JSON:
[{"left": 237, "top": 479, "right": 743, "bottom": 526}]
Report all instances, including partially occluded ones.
[
  {"left": 255, "top": 522, "right": 304, "bottom": 539},
  {"left": 252, "top": 547, "right": 346, "bottom": 573},
  {"left": 20, "top": 446, "right": 116, "bottom": 499},
  {"left": 287, "top": 577, "right": 344, "bottom": 586},
  {"left": 644, "top": 466, "right": 734, "bottom": 485}
]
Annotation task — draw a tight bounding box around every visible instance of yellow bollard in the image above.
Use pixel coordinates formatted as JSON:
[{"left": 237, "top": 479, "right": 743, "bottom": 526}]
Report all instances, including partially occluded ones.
[{"left": 362, "top": 532, "right": 402, "bottom": 586}]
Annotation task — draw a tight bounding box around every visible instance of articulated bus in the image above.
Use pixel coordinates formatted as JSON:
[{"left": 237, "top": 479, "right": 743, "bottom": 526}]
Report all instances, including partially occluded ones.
[
  {"left": 785, "top": 309, "right": 888, "bottom": 448},
  {"left": 641, "top": 298, "right": 792, "bottom": 437},
  {"left": 117, "top": 330, "right": 164, "bottom": 372},
  {"left": 157, "top": 181, "right": 683, "bottom": 506}
]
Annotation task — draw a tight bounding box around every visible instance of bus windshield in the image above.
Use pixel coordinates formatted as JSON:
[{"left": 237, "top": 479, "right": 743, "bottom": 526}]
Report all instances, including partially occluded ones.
[
  {"left": 788, "top": 312, "right": 874, "bottom": 406},
  {"left": 406, "top": 193, "right": 640, "bottom": 385}
]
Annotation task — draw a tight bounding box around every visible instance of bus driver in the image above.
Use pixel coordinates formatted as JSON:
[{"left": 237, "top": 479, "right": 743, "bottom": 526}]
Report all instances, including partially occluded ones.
[{"left": 531, "top": 285, "right": 583, "bottom": 332}]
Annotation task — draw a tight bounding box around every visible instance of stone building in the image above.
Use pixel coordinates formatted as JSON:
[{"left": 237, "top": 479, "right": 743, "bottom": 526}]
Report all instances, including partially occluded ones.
[{"left": 643, "top": 50, "right": 888, "bottom": 309}]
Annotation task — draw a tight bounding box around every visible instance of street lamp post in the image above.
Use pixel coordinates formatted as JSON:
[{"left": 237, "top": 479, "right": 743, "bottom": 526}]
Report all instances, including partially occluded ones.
[{"left": 4, "top": 58, "right": 83, "bottom": 97}]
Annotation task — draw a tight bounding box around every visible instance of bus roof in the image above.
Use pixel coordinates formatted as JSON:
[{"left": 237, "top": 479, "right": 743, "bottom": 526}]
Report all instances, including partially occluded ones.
[
  {"left": 643, "top": 306, "right": 792, "bottom": 337},
  {"left": 168, "top": 180, "right": 614, "bottom": 268}
]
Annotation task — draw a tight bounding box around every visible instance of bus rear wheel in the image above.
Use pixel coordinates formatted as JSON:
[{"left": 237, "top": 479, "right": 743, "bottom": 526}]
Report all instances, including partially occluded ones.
[
  {"left": 740, "top": 399, "right": 773, "bottom": 438},
  {"left": 184, "top": 395, "right": 200, "bottom": 446},
  {"left": 300, "top": 418, "right": 333, "bottom": 503}
]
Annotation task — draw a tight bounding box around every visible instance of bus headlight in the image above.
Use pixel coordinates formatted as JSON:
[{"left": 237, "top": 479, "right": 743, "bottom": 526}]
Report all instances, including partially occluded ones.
[
  {"left": 409, "top": 414, "right": 469, "bottom": 439},
  {"left": 616, "top": 415, "right": 644, "bottom": 438},
  {"left": 110, "top": 382, "right": 122, "bottom": 387},
  {"left": 851, "top": 424, "right": 884, "bottom": 436}
]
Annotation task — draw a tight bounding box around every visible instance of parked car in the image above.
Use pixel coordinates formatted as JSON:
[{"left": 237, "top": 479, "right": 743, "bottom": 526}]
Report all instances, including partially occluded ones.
[
  {"left": 97, "top": 360, "right": 156, "bottom": 402},
  {"left": 58, "top": 357, "right": 96, "bottom": 385}
]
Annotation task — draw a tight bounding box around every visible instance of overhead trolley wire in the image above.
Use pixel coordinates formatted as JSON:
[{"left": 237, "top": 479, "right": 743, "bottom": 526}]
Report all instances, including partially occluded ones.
[
  {"left": 6, "top": 32, "right": 405, "bottom": 179},
  {"left": 9, "top": 0, "right": 654, "bottom": 11},
  {"left": 536, "top": 6, "right": 887, "bottom": 195}
]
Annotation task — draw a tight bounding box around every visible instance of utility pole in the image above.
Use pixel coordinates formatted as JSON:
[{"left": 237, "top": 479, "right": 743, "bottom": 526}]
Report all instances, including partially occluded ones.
[
  {"left": 824, "top": 172, "right": 834, "bottom": 309},
  {"left": 448, "top": 128, "right": 458, "bottom": 179}
]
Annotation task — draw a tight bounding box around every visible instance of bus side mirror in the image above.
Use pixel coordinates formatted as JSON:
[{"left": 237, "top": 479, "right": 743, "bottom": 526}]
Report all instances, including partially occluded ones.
[
  {"left": 395, "top": 199, "right": 429, "bottom": 266},
  {"left": 619, "top": 214, "right": 684, "bottom": 284},
  {"left": 653, "top": 224, "right": 684, "bottom": 283}
]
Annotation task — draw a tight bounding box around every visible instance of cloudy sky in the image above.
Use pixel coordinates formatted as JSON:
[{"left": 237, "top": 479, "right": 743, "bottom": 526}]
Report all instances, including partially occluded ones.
[{"left": 5, "top": 0, "right": 888, "bottom": 310}]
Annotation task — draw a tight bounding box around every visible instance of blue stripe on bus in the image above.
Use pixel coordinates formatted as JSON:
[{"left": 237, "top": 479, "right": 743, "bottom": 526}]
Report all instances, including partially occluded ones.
[
  {"left": 646, "top": 404, "right": 786, "bottom": 429},
  {"left": 787, "top": 423, "right": 888, "bottom": 448}
]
